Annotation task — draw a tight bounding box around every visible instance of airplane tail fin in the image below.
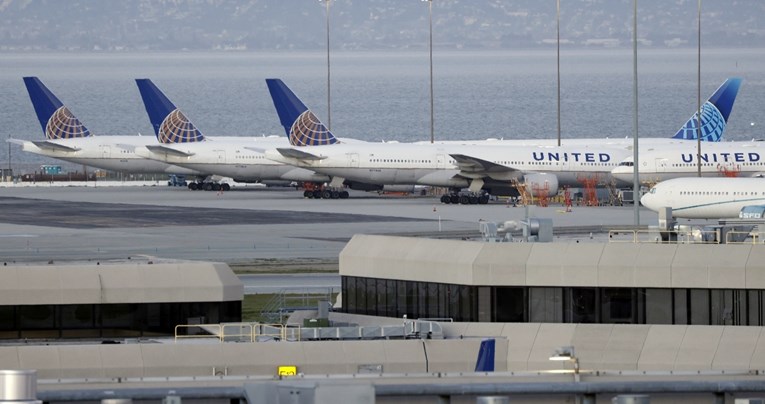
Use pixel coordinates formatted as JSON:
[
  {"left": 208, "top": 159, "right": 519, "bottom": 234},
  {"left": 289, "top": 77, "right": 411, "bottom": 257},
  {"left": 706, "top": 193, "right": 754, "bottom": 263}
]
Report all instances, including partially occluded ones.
[
  {"left": 672, "top": 77, "right": 742, "bottom": 142},
  {"left": 23, "top": 77, "right": 91, "bottom": 140},
  {"left": 474, "top": 338, "right": 495, "bottom": 372},
  {"left": 135, "top": 79, "right": 205, "bottom": 144},
  {"left": 265, "top": 78, "right": 338, "bottom": 146}
]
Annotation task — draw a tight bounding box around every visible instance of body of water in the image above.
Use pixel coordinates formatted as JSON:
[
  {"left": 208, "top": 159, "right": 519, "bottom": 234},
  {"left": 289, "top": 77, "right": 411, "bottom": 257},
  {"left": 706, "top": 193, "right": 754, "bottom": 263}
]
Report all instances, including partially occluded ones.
[{"left": 0, "top": 48, "right": 763, "bottom": 172}]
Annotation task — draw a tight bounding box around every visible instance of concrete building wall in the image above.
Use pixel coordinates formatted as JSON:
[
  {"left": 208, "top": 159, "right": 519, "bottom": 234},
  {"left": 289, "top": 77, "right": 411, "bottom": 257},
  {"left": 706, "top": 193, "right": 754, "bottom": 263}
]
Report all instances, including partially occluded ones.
[
  {"left": 0, "top": 261, "right": 243, "bottom": 305},
  {"left": 340, "top": 235, "right": 765, "bottom": 289},
  {"left": 0, "top": 338, "right": 508, "bottom": 379}
]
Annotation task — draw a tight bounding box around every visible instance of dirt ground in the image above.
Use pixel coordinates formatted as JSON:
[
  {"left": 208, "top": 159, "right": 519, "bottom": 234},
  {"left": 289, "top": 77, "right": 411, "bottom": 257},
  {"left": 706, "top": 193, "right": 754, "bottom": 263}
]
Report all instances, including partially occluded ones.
[{"left": 228, "top": 258, "right": 339, "bottom": 274}]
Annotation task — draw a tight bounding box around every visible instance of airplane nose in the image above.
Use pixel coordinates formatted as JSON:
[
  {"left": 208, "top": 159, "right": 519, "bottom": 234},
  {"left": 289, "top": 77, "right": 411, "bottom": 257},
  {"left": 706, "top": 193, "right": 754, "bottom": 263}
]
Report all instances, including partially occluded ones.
[
  {"left": 640, "top": 192, "right": 653, "bottom": 209},
  {"left": 610, "top": 166, "right": 633, "bottom": 184}
]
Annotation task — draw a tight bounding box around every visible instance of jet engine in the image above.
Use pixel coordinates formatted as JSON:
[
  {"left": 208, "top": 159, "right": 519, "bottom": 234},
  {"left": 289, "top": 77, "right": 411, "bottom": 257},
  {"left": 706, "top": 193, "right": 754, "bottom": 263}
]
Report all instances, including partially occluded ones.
[{"left": 522, "top": 173, "right": 559, "bottom": 197}]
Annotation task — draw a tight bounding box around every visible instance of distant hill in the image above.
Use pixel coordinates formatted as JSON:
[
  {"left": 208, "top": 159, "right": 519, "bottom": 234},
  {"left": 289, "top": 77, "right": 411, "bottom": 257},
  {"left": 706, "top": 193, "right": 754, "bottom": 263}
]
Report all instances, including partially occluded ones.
[{"left": 0, "top": 0, "right": 762, "bottom": 51}]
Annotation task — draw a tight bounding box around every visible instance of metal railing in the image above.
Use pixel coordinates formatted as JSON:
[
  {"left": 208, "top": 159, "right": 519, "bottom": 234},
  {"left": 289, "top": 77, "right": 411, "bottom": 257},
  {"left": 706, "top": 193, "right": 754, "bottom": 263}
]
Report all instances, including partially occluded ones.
[{"left": 608, "top": 229, "right": 720, "bottom": 244}]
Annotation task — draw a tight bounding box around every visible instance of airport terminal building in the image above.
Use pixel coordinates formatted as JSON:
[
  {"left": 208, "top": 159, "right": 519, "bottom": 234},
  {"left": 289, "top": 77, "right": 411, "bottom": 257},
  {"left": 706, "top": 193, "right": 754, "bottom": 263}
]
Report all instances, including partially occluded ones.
[{"left": 339, "top": 235, "right": 765, "bottom": 326}]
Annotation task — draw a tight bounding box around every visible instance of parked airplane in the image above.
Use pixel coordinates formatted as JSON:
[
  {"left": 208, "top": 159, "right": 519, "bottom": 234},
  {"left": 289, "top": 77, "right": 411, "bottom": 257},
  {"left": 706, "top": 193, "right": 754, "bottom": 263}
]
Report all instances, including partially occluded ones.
[
  {"left": 641, "top": 177, "right": 765, "bottom": 219},
  {"left": 9, "top": 77, "right": 202, "bottom": 176},
  {"left": 134, "top": 78, "right": 339, "bottom": 193},
  {"left": 611, "top": 141, "right": 765, "bottom": 185},
  {"left": 263, "top": 78, "right": 741, "bottom": 204}
]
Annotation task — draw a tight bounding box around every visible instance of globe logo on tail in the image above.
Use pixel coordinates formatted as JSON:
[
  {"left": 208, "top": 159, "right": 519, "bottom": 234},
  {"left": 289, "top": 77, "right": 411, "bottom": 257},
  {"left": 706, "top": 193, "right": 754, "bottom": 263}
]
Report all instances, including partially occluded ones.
[
  {"left": 45, "top": 106, "right": 90, "bottom": 139},
  {"left": 674, "top": 102, "right": 725, "bottom": 142},
  {"left": 158, "top": 109, "right": 204, "bottom": 144},
  {"left": 289, "top": 110, "right": 337, "bottom": 146}
]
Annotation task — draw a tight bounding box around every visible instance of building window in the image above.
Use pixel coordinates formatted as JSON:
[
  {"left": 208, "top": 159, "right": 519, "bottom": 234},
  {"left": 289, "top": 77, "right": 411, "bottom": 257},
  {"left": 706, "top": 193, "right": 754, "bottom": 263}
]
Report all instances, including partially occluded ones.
[
  {"left": 529, "top": 287, "right": 563, "bottom": 323},
  {"left": 601, "top": 289, "right": 634, "bottom": 324},
  {"left": 565, "top": 288, "right": 598, "bottom": 323},
  {"left": 643, "top": 289, "right": 673, "bottom": 324},
  {"left": 495, "top": 287, "right": 525, "bottom": 322}
]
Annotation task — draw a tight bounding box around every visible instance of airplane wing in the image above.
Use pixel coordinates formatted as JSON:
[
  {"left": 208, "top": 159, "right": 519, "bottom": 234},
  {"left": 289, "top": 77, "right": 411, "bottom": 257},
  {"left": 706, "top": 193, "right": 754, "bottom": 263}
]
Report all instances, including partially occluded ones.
[
  {"left": 29, "top": 140, "right": 81, "bottom": 152},
  {"left": 450, "top": 154, "right": 520, "bottom": 174},
  {"left": 276, "top": 147, "right": 326, "bottom": 161},
  {"left": 145, "top": 144, "right": 195, "bottom": 157}
]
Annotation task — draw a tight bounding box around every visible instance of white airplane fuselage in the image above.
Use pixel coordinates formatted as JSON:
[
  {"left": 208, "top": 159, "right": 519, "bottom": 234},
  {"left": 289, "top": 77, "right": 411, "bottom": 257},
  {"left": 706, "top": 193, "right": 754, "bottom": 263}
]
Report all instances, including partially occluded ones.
[
  {"left": 641, "top": 177, "right": 765, "bottom": 219},
  {"left": 137, "top": 137, "right": 331, "bottom": 183},
  {"left": 611, "top": 141, "right": 765, "bottom": 184},
  {"left": 12, "top": 135, "right": 203, "bottom": 175},
  {"left": 266, "top": 142, "right": 639, "bottom": 193}
]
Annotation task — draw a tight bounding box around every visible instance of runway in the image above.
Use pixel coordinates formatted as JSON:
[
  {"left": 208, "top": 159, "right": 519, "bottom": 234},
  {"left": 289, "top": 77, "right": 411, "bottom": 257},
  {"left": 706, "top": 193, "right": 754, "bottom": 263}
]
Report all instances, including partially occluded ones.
[{"left": 0, "top": 184, "right": 663, "bottom": 263}]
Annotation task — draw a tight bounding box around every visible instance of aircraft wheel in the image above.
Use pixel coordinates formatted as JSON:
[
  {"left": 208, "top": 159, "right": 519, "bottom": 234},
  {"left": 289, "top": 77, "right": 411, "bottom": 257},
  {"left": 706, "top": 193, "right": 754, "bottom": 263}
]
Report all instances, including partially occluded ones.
[
  {"left": 478, "top": 195, "right": 490, "bottom": 204},
  {"left": 313, "top": 190, "right": 323, "bottom": 199},
  {"left": 469, "top": 196, "right": 479, "bottom": 204},
  {"left": 188, "top": 183, "right": 198, "bottom": 191},
  {"left": 304, "top": 190, "right": 314, "bottom": 198},
  {"left": 203, "top": 183, "right": 213, "bottom": 191},
  {"left": 459, "top": 195, "right": 470, "bottom": 205},
  {"left": 212, "top": 183, "right": 221, "bottom": 191},
  {"left": 340, "top": 191, "right": 350, "bottom": 199},
  {"left": 440, "top": 195, "right": 451, "bottom": 204},
  {"left": 322, "top": 190, "right": 332, "bottom": 199},
  {"left": 450, "top": 195, "right": 460, "bottom": 204},
  {"left": 330, "top": 191, "right": 340, "bottom": 199},
  {"left": 221, "top": 183, "right": 231, "bottom": 191}
]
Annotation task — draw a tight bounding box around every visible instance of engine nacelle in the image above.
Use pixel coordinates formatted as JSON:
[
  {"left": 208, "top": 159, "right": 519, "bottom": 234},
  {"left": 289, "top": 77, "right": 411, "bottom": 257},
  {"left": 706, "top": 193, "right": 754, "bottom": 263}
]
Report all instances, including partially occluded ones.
[{"left": 522, "top": 173, "right": 559, "bottom": 197}]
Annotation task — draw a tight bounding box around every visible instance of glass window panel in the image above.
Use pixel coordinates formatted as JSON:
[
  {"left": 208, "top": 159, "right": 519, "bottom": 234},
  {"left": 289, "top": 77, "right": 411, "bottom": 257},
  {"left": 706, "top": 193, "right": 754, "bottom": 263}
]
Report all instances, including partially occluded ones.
[
  {"left": 418, "top": 282, "right": 428, "bottom": 319},
  {"left": 344, "top": 277, "right": 356, "bottom": 314},
  {"left": 447, "top": 284, "right": 460, "bottom": 320},
  {"left": 427, "top": 283, "right": 439, "bottom": 319},
  {"left": 495, "top": 287, "right": 525, "bottom": 322},
  {"left": 0, "top": 306, "right": 14, "bottom": 331},
  {"left": 674, "top": 289, "right": 688, "bottom": 324},
  {"left": 601, "top": 288, "right": 634, "bottom": 324},
  {"left": 18, "top": 305, "right": 55, "bottom": 329},
  {"left": 529, "top": 288, "right": 563, "bottom": 323},
  {"left": 375, "top": 278, "right": 387, "bottom": 317},
  {"left": 644, "top": 289, "right": 673, "bottom": 324},
  {"left": 397, "top": 280, "right": 407, "bottom": 318},
  {"left": 386, "top": 280, "right": 396, "bottom": 318},
  {"left": 748, "top": 291, "right": 761, "bottom": 326},
  {"left": 690, "top": 289, "right": 710, "bottom": 325},
  {"left": 101, "top": 304, "right": 135, "bottom": 329},
  {"left": 356, "top": 278, "right": 368, "bottom": 315},
  {"left": 60, "top": 304, "right": 94, "bottom": 329},
  {"left": 460, "top": 286, "right": 475, "bottom": 322},
  {"left": 569, "top": 288, "right": 597, "bottom": 323}
]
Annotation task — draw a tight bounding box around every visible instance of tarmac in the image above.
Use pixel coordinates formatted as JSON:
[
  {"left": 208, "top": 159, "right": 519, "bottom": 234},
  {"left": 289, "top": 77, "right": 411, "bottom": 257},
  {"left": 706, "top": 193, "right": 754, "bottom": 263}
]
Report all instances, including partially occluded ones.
[{"left": 0, "top": 182, "right": 668, "bottom": 264}]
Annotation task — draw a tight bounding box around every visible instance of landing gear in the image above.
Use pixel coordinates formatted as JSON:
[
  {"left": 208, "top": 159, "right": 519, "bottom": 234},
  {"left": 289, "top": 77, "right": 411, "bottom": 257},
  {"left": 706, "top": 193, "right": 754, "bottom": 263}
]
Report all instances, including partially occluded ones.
[
  {"left": 187, "top": 181, "right": 231, "bottom": 191},
  {"left": 440, "top": 190, "right": 490, "bottom": 205},
  {"left": 302, "top": 182, "right": 349, "bottom": 200}
]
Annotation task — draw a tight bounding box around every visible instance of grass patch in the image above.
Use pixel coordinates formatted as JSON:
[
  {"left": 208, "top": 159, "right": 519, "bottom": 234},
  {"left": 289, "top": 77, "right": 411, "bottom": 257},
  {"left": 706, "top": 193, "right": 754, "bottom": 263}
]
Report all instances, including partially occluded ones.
[
  {"left": 229, "top": 258, "right": 338, "bottom": 274},
  {"left": 242, "top": 293, "right": 338, "bottom": 323}
]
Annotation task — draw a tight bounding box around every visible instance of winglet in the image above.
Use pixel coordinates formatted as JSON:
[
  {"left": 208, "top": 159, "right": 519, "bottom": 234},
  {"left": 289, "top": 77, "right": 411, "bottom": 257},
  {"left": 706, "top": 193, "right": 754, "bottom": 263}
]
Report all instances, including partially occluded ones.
[
  {"left": 23, "top": 77, "right": 91, "bottom": 139},
  {"left": 265, "top": 78, "right": 338, "bottom": 146},
  {"left": 672, "top": 77, "right": 742, "bottom": 142},
  {"left": 135, "top": 79, "right": 205, "bottom": 144},
  {"left": 474, "top": 338, "right": 495, "bottom": 372}
]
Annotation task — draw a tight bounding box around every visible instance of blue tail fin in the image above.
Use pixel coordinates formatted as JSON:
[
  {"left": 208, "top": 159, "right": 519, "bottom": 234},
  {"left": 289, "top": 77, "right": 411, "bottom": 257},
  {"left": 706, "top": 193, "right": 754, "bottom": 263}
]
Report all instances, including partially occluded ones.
[
  {"left": 265, "top": 78, "right": 338, "bottom": 146},
  {"left": 672, "top": 77, "right": 742, "bottom": 142},
  {"left": 23, "top": 77, "right": 91, "bottom": 140},
  {"left": 135, "top": 79, "right": 205, "bottom": 144},
  {"left": 474, "top": 339, "right": 495, "bottom": 372}
]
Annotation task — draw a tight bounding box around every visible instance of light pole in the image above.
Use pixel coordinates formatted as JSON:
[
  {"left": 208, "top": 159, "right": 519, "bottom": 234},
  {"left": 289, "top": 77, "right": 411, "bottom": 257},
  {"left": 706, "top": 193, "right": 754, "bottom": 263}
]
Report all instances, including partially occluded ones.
[
  {"left": 556, "top": 0, "right": 561, "bottom": 147},
  {"left": 632, "top": 0, "right": 639, "bottom": 227},
  {"left": 696, "top": 0, "right": 702, "bottom": 177},
  {"left": 423, "top": 0, "right": 434, "bottom": 143},
  {"left": 320, "top": 0, "right": 332, "bottom": 130}
]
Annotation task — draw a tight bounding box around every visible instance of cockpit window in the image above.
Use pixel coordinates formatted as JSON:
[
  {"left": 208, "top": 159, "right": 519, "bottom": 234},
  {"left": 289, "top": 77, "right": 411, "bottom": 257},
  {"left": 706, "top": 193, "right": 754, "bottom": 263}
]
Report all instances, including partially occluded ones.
[{"left": 650, "top": 188, "right": 656, "bottom": 194}]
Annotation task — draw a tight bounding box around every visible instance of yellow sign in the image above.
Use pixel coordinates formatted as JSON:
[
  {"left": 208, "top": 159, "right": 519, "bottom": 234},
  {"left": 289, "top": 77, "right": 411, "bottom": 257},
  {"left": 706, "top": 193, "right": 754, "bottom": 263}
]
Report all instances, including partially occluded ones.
[{"left": 278, "top": 366, "right": 297, "bottom": 376}]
